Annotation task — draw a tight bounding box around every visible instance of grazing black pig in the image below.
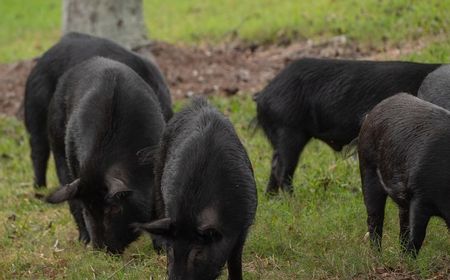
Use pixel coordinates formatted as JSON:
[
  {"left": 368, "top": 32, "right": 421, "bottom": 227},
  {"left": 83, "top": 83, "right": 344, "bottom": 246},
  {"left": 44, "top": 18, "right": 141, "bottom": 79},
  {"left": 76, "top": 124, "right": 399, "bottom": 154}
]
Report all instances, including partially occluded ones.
[
  {"left": 45, "top": 57, "right": 165, "bottom": 253},
  {"left": 136, "top": 98, "right": 257, "bottom": 280},
  {"left": 418, "top": 64, "right": 450, "bottom": 110},
  {"left": 25, "top": 32, "right": 172, "bottom": 188},
  {"left": 254, "top": 58, "right": 440, "bottom": 195},
  {"left": 358, "top": 93, "right": 450, "bottom": 256}
]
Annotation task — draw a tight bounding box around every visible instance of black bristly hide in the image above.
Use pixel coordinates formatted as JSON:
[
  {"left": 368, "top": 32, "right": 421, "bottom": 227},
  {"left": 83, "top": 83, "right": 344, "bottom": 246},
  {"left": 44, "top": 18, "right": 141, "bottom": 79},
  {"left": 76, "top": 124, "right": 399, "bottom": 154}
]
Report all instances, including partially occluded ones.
[
  {"left": 358, "top": 93, "right": 450, "bottom": 257},
  {"left": 254, "top": 58, "right": 441, "bottom": 195},
  {"left": 139, "top": 98, "right": 257, "bottom": 280},
  {"left": 45, "top": 57, "right": 165, "bottom": 254},
  {"left": 24, "top": 32, "right": 172, "bottom": 189}
]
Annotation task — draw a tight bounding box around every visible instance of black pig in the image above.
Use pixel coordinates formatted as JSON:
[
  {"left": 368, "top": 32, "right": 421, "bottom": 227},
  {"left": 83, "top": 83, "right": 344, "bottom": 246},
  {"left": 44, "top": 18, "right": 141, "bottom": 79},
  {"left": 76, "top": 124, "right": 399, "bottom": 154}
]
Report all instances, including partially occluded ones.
[
  {"left": 254, "top": 58, "right": 440, "bottom": 195},
  {"left": 25, "top": 32, "right": 172, "bottom": 188},
  {"left": 418, "top": 64, "right": 450, "bottom": 110},
  {"left": 136, "top": 98, "right": 257, "bottom": 280},
  {"left": 358, "top": 93, "right": 450, "bottom": 256},
  {"left": 45, "top": 57, "right": 165, "bottom": 253}
]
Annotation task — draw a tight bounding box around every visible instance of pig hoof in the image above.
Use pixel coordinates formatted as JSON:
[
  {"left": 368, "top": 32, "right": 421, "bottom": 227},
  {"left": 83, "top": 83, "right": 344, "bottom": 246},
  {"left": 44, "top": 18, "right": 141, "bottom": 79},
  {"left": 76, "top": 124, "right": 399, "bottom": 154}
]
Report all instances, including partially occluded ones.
[
  {"left": 78, "top": 232, "right": 91, "bottom": 244},
  {"left": 281, "top": 185, "right": 294, "bottom": 195},
  {"left": 152, "top": 240, "right": 164, "bottom": 254},
  {"left": 265, "top": 185, "right": 280, "bottom": 197},
  {"left": 265, "top": 190, "right": 279, "bottom": 198}
]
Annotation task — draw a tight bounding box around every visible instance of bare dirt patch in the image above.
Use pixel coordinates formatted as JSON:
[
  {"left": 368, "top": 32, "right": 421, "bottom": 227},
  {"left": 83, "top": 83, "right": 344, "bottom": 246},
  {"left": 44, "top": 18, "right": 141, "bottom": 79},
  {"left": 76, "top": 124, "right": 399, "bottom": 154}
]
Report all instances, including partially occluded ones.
[
  {"left": 0, "top": 59, "right": 36, "bottom": 117},
  {"left": 0, "top": 36, "right": 432, "bottom": 118}
]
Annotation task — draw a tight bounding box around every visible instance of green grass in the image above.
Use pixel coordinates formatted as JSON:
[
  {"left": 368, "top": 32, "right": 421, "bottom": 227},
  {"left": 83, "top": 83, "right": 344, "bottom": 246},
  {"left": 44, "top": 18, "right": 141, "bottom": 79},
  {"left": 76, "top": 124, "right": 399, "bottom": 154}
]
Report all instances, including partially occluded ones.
[
  {"left": 1, "top": 1, "right": 450, "bottom": 278},
  {"left": 0, "top": 0, "right": 60, "bottom": 63},
  {"left": 1, "top": 94, "right": 449, "bottom": 279},
  {"left": 404, "top": 38, "right": 450, "bottom": 63},
  {"left": 144, "top": 0, "right": 450, "bottom": 46},
  {"left": 1, "top": 0, "right": 450, "bottom": 62}
]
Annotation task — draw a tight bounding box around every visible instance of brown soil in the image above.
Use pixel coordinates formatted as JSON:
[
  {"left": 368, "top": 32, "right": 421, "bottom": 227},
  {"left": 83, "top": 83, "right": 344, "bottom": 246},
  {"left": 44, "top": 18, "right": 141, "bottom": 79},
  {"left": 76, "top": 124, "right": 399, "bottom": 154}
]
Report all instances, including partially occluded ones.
[
  {"left": 0, "top": 58, "right": 37, "bottom": 118},
  {"left": 0, "top": 36, "right": 428, "bottom": 118}
]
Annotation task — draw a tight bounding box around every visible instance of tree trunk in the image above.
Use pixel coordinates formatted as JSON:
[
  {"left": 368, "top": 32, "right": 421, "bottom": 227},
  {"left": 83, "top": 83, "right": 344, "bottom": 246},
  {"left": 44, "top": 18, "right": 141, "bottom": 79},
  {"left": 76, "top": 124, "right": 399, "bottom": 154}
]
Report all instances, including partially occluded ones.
[{"left": 62, "top": 0, "right": 148, "bottom": 49}]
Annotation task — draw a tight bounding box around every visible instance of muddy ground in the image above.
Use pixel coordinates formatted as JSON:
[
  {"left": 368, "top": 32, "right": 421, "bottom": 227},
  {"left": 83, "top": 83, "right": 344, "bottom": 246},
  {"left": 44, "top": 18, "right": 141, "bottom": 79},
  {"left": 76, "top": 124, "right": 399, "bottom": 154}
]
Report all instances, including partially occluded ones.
[{"left": 0, "top": 36, "right": 426, "bottom": 118}]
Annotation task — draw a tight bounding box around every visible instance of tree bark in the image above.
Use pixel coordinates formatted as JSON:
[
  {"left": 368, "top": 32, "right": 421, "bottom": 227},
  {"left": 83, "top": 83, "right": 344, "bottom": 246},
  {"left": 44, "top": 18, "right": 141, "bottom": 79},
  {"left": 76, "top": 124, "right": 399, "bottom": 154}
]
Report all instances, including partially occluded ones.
[{"left": 62, "top": 0, "right": 148, "bottom": 49}]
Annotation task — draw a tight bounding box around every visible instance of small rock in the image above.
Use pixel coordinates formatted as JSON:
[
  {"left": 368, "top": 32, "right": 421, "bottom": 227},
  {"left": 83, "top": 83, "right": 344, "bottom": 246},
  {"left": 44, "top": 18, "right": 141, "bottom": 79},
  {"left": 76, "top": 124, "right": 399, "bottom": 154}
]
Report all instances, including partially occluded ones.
[
  {"left": 363, "top": 231, "right": 370, "bottom": 241},
  {"left": 223, "top": 87, "right": 239, "bottom": 96},
  {"left": 202, "top": 88, "right": 214, "bottom": 95},
  {"left": 175, "top": 75, "right": 184, "bottom": 83},
  {"left": 237, "top": 69, "right": 250, "bottom": 82}
]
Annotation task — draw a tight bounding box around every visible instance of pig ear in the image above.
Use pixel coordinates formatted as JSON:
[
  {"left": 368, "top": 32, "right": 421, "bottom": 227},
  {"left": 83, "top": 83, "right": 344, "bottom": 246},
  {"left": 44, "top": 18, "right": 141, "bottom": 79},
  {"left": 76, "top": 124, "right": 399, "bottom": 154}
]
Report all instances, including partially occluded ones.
[
  {"left": 136, "top": 145, "right": 159, "bottom": 165},
  {"left": 106, "top": 176, "right": 132, "bottom": 200},
  {"left": 46, "top": 179, "right": 81, "bottom": 204},
  {"left": 133, "top": 218, "right": 173, "bottom": 236}
]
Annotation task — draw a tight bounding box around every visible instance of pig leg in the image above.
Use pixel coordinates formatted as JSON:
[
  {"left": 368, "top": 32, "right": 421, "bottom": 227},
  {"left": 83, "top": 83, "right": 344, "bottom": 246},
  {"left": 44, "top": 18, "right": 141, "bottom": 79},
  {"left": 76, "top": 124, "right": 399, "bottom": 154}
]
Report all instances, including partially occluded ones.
[
  {"left": 25, "top": 83, "right": 52, "bottom": 188},
  {"left": 266, "top": 128, "right": 309, "bottom": 195},
  {"left": 266, "top": 151, "right": 280, "bottom": 195},
  {"left": 227, "top": 237, "right": 245, "bottom": 280},
  {"left": 53, "top": 150, "right": 91, "bottom": 243},
  {"left": 406, "top": 199, "right": 431, "bottom": 257},
  {"left": 69, "top": 201, "right": 90, "bottom": 244},
  {"left": 361, "top": 166, "right": 387, "bottom": 251},
  {"left": 53, "top": 151, "right": 89, "bottom": 243},
  {"left": 444, "top": 211, "right": 450, "bottom": 229},
  {"left": 275, "top": 128, "right": 310, "bottom": 194},
  {"left": 27, "top": 129, "right": 50, "bottom": 188},
  {"left": 48, "top": 111, "right": 75, "bottom": 186},
  {"left": 440, "top": 201, "right": 450, "bottom": 229},
  {"left": 53, "top": 152, "right": 71, "bottom": 186},
  {"left": 49, "top": 119, "right": 90, "bottom": 245},
  {"left": 398, "top": 207, "right": 410, "bottom": 251},
  {"left": 263, "top": 121, "right": 281, "bottom": 195},
  {"left": 151, "top": 236, "right": 164, "bottom": 254},
  {"left": 148, "top": 194, "right": 164, "bottom": 254},
  {"left": 64, "top": 138, "right": 91, "bottom": 244}
]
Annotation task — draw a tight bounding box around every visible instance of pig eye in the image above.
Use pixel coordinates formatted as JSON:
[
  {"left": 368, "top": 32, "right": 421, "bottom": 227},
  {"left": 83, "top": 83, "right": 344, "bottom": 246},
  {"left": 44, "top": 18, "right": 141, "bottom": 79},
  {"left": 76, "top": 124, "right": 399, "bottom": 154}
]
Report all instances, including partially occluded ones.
[
  {"left": 111, "top": 205, "right": 121, "bottom": 214},
  {"left": 105, "top": 204, "right": 122, "bottom": 215},
  {"left": 197, "top": 228, "right": 222, "bottom": 244},
  {"left": 112, "top": 191, "right": 130, "bottom": 201}
]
